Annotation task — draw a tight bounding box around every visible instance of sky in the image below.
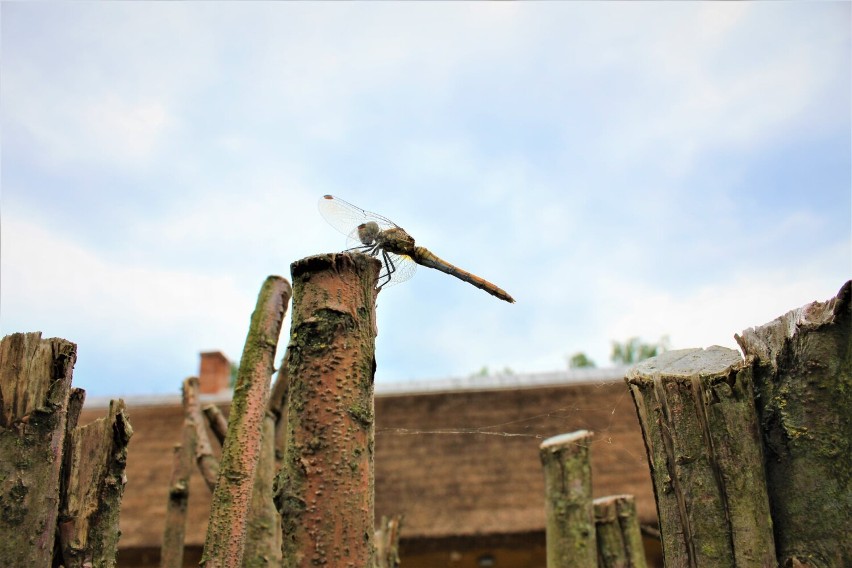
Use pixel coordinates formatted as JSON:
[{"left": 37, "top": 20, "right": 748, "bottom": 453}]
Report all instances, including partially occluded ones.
[{"left": 2, "top": 3, "right": 850, "bottom": 398}]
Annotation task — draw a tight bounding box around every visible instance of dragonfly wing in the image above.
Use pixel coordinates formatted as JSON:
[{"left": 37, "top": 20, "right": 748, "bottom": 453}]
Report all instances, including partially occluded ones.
[
  {"left": 380, "top": 252, "right": 417, "bottom": 288},
  {"left": 318, "top": 195, "right": 398, "bottom": 237}
]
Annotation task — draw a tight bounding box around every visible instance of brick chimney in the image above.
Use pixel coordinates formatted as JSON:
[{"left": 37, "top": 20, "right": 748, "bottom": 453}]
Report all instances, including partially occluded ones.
[{"left": 199, "top": 351, "right": 231, "bottom": 394}]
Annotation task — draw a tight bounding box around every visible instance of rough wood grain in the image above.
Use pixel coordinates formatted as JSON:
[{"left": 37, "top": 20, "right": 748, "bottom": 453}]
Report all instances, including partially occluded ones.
[
  {"left": 626, "top": 346, "right": 775, "bottom": 567},
  {"left": 0, "top": 332, "right": 75, "bottom": 568},
  {"left": 274, "top": 253, "right": 381, "bottom": 568},
  {"left": 736, "top": 280, "right": 851, "bottom": 568},
  {"left": 58, "top": 399, "right": 133, "bottom": 568}
]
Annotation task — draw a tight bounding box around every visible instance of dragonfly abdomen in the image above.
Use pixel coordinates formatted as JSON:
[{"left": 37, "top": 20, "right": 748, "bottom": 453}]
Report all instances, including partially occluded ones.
[{"left": 413, "top": 247, "right": 515, "bottom": 303}]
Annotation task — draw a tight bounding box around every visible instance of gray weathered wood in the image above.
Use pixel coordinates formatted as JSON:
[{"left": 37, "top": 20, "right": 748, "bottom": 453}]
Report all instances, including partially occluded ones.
[
  {"left": 626, "top": 346, "right": 775, "bottom": 567},
  {"left": 736, "top": 280, "right": 851, "bottom": 567}
]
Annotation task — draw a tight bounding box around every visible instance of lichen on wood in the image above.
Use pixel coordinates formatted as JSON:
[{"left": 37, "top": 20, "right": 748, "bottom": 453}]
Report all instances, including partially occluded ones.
[
  {"left": 274, "top": 253, "right": 380, "bottom": 568},
  {"left": 626, "top": 347, "right": 776, "bottom": 568},
  {"left": 594, "top": 494, "right": 647, "bottom": 568},
  {"left": 736, "top": 280, "right": 851, "bottom": 567},
  {"left": 539, "top": 430, "right": 598, "bottom": 568}
]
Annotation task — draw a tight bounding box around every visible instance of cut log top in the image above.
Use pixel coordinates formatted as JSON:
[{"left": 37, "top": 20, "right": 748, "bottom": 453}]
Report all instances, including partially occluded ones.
[
  {"left": 736, "top": 280, "right": 850, "bottom": 370},
  {"left": 625, "top": 346, "right": 742, "bottom": 382}
]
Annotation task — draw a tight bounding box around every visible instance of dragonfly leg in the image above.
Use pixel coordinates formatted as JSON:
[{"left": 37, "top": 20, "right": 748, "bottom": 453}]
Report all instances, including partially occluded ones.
[{"left": 378, "top": 249, "right": 396, "bottom": 289}]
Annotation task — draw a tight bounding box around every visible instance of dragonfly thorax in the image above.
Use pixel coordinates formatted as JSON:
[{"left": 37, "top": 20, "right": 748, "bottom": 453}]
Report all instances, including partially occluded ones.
[{"left": 356, "top": 222, "right": 382, "bottom": 246}]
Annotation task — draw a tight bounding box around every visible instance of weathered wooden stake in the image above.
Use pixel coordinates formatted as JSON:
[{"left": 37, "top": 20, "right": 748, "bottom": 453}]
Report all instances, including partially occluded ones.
[
  {"left": 0, "top": 332, "right": 76, "bottom": 568},
  {"left": 626, "top": 347, "right": 776, "bottom": 568},
  {"left": 594, "top": 495, "right": 647, "bottom": 568},
  {"left": 202, "top": 275, "right": 292, "bottom": 568},
  {"left": 736, "top": 280, "right": 851, "bottom": 567},
  {"left": 274, "top": 253, "right": 381, "bottom": 568},
  {"left": 182, "top": 376, "right": 219, "bottom": 492},
  {"left": 160, "top": 420, "right": 196, "bottom": 568},
  {"left": 374, "top": 515, "right": 403, "bottom": 568},
  {"left": 539, "top": 430, "right": 598, "bottom": 568},
  {"left": 203, "top": 404, "right": 230, "bottom": 446}
]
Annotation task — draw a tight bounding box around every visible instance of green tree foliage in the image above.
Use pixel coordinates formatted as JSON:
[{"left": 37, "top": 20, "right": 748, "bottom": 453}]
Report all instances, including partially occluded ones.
[
  {"left": 610, "top": 336, "right": 670, "bottom": 365},
  {"left": 568, "top": 352, "right": 597, "bottom": 369}
]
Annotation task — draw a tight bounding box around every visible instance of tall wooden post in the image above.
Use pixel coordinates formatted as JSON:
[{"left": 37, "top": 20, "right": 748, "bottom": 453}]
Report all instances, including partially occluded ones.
[
  {"left": 736, "top": 280, "right": 851, "bottom": 567},
  {"left": 275, "top": 253, "right": 381, "bottom": 568},
  {"left": 539, "top": 430, "right": 598, "bottom": 568},
  {"left": 626, "top": 347, "right": 776, "bottom": 567}
]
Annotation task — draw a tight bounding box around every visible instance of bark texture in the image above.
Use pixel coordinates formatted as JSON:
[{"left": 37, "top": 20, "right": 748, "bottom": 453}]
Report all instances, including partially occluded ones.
[
  {"left": 735, "top": 280, "right": 851, "bottom": 568},
  {"left": 539, "top": 430, "right": 598, "bottom": 568},
  {"left": 58, "top": 399, "right": 133, "bottom": 568},
  {"left": 626, "top": 346, "right": 775, "bottom": 568},
  {"left": 242, "top": 414, "right": 283, "bottom": 568},
  {"left": 0, "top": 332, "right": 76, "bottom": 568},
  {"left": 202, "top": 275, "right": 292, "bottom": 568},
  {"left": 274, "top": 253, "right": 380, "bottom": 568},
  {"left": 594, "top": 495, "right": 647, "bottom": 568}
]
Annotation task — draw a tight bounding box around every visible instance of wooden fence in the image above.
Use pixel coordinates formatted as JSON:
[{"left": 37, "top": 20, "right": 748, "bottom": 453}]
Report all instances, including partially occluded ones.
[{"left": 1, "top": 256, "right": 848, "bottom": 568}]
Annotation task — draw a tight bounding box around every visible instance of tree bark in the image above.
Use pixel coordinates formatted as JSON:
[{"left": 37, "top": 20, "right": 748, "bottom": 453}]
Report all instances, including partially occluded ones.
[
  {"left": 57, "top": 399, "right": 133, "bottom": 568},
  {"left": 374, "top": 515, "right": 402, "bottom": 568},
  {"left": 0, "top": 332, "right": 76, "bottom": 568},
  {"left": 735, "top": 280, "right": 851, "bottom": 568},
  {"left": 242, "top": 413, "right": 283, "bottom": 568},
  {"left": 274, "top": 253, "right": 381, "bottom": 568},
  {"left": 539, "top": 430, "right": 598, "bottom": 568},
  {"left": 202, "top": 275, "right": 292, "bottom": 568},
  {"left": 594, "top": 495, "right": 647, "bottom": 568},
  {"left": 626, "top": 347, "right": 775, "bottom": 568}
]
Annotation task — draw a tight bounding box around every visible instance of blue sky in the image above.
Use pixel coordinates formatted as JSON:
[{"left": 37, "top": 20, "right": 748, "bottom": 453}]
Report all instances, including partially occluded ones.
[{"left": 2, "top": 3, "right": 849, "bottom": 397}]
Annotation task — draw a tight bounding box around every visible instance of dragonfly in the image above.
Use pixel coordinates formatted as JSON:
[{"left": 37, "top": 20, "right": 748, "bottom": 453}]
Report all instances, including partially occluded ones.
[{"left": 318, "top": 195, "right": 515, "bottom": 303}]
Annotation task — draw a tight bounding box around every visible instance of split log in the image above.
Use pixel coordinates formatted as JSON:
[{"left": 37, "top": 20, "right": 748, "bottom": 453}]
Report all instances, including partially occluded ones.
[
  {"left": 736, "top": 280, "right": 851, "bottom": 567},
  {"left": 57, "top": 399, "right": 133, "bottom": 568},
  {"left": 539, "top": 430, "right": 597, "bottom": 568},
  {"left": 202, "top": 275, "right": 292, "bottom": 568},
  {"left": 626, "top": 347, "right": 775, "bottom": 567},
  {"left": 274, "top": 253, "right": 381, "bottom": 568},
  {"left": 0, "top": 332, "right": 76, "bottom": 567},
  {"left": 594, "top": 495, "right": 647, "bottom": 568}
]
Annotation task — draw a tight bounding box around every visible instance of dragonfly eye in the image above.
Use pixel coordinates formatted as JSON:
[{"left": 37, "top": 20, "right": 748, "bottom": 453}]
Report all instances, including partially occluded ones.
[{"left": 357, "top": 222, "right": 380, "bottom": 245}]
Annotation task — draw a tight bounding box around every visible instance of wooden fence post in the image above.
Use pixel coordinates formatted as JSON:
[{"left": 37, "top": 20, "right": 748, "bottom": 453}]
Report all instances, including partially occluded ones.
[
  {"left": 161, "top": 419, "right": 196, "bottom": 568},
  {"left": 594, "top": 495, "right": 647, "bottom": 568},
  {"left": 539, "top": 430, "right": 598, "bottom": 568},
  {"left": 626, "top": 346, "right": 776, "bottom": 567},
  {"left": 0, "top": 332, "right": 76, "bottom": 568},
  {"left": 202, "top": 275, "right": 292, "bottom": 568},
  {"left": 274, "top": 253, "right": 381, "bottom": 568},
  {"left": 736, "top": 280, "right": 851, "bottom": 567}
]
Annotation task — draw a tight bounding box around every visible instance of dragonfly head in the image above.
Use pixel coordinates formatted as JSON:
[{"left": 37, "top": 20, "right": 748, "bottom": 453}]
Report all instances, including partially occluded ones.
[{"left": 356, "top": 222, "right": 382, "bottom": 246}]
